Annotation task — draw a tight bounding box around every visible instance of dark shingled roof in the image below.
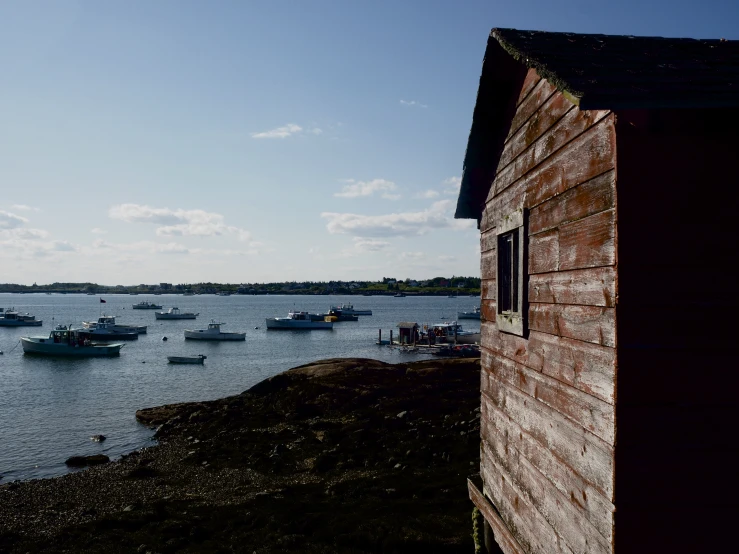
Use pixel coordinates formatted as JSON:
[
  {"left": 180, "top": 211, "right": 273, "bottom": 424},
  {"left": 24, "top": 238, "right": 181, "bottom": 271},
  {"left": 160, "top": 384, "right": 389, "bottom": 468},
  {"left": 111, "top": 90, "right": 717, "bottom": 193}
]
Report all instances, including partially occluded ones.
[{"left": 455, "top": 28, "right": 739, "bottom": 220}]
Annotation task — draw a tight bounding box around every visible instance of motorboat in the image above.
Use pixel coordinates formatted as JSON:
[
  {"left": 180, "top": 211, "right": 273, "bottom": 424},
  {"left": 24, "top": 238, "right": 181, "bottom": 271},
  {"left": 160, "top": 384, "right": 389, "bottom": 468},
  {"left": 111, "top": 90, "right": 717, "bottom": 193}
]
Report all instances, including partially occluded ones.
[
  {"left": 78, "top": 320, "right": 139, "bottom": 340},
  {"left": 266, "top": 311, "right": 333, "bottom": 330},
  {"left": 167, "top": 354, "right": 207, "bottom": 364},
  {"left": 132, "top": 301, "right": 162, "bottom": 310},
  {"left": 325, "top": 308, "right": 358, "bottom": 322},
  {"left": 429, "top": 322, "right": 480, "bottom": 345},
  {"left": 329, "top": 303, "right": 372, "bottom": 316},
  {"left": 155, "top": 307, "right": 199, "bottom": 320},
  {"left": 457, "top": 306, "right": 481, "bottom": 320},
  {"left": 0, "top": 308, "right": 43, "bottom": 327},
  {"left": 21, "top": 326, "right": 123, "bottom": 357},
  {"left": 82, "top": 315, "right": 147, "bottom": 334},
  {"left": 393, "top": 292, "right": 406, "bottom": 297},
  {"left": 184, "top": 320, "right": 245, "bottom": 341}
]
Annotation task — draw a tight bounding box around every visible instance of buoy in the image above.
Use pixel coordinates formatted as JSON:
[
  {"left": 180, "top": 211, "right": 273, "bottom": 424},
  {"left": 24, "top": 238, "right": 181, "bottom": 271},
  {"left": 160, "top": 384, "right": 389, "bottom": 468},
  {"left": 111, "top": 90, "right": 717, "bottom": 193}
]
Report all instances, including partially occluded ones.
[
  {"left": 162, "top": 336, "right": 168, "bottom": 341},
  {"left": 254, "top": 326, "right": 259, "bottom": 329}
]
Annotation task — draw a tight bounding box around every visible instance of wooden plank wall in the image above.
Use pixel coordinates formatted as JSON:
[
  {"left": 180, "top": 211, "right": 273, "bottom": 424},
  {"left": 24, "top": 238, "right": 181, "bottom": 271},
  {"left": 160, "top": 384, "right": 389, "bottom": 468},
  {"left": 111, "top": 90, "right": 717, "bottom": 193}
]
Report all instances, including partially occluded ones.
[{"left": 478, "top": 68, "right": 617, "bottom": 554}]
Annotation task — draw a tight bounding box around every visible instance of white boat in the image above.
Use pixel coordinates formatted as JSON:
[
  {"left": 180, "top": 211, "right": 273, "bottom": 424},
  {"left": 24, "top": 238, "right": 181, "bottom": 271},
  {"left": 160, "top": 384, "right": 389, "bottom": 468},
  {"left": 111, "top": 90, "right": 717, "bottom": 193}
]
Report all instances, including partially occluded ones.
[
  {"left": 329, "top": 303, "right": 372, "bottom": 316},
  {"left": 78, "top": 319, "right": 139, "bottom": 340},
  {"left": 429, "top": 321, "right": 480, "bottom": 345},
  {"left": 457, "top": 306, "right": 481, "bottom": 320},
  {"left": 132, "top": 301, "right": 162, "bottom": 310},
  {"left": 21, "top": 326, "right": 123, "bottom": 357},
  {"left": 167, "top": 354, "right": 206, "bottom": 364},
  {"left": 184, "top": 320, "right": 245, "bottom": 340},
  {"left": 82, "top": 314, "right": 147, "bottom": 334},
  {"left": 155, "top": 307, "right": 199, "bottom": 320},
  {"left": 266, "top": 311, "right": 333, "bottom": 330},
  {"left": 0, "top": 308, "right": 43, "bottom": 327}
]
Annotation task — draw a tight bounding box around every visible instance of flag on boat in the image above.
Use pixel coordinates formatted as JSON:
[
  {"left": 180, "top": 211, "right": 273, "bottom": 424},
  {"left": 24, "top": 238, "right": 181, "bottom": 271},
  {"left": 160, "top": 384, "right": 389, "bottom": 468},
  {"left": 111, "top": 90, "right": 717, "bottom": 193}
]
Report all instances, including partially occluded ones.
[{"left": 100, "top": 298, "right": 106, "bottom": 303}]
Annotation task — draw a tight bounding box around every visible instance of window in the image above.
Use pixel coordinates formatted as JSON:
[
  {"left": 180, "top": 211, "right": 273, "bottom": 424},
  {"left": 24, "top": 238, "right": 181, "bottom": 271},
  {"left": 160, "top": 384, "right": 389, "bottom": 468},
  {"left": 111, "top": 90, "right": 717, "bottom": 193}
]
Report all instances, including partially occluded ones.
[{"left": 497, "top": 209, "right": 527, "bottom": 336}]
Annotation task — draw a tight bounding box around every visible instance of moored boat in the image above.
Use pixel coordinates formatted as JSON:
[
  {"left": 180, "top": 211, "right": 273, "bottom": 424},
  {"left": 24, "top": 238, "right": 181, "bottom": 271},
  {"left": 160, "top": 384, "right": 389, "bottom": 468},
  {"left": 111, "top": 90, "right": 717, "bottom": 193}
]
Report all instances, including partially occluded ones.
[
  {"left": 429, "top": 321, "right": 480, "bottom": 344},
  {"left": 184, "top": 320, "right": 245, "bottom": 341},
  {"left": 329, "top": 303, "right": 372, "bottom": 316},
  {"left": 21, "top": 326, "right": 123, "bottom": 357},
  {"left": 457, "top": 306, "right": 481, "bottom": 320},
  {"left": 155, "top": 307, "right": 199, "bottom": 320},
  {"left": 78, "top": 320, "right": 139, "bottom": 340},
  {"left": 266, "top": 311, "right": 333, "bottom": 330},
  {"left": 132, "top": 301, "right": 162, "bottom": 310},
  {"left": 82, "top": 315, "right": 147, "bottom": 334},
  {"left": 0, "top": 308, "right": 43, "bottom": 327},
  {"left": 167, "top": 354, "right": 207, "bottom": 364}
]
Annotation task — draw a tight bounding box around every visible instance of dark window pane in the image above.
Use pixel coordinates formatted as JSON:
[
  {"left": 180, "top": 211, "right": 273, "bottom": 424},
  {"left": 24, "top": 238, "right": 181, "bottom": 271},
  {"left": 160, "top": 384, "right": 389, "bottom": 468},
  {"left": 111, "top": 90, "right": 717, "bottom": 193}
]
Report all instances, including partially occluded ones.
[
  {"left": 512, "top": 229, "right": 519, "bottom": 312},
  {"left": 499, "top": 233, "right": 513, "bottom": 312}
]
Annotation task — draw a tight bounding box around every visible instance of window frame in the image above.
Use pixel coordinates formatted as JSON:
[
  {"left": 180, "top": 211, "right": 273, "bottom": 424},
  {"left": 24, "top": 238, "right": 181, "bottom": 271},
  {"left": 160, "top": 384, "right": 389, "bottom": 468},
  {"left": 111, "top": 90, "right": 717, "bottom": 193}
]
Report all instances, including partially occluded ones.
[{"left": 496, "top": 208, "right": 527, "bottom": 336}]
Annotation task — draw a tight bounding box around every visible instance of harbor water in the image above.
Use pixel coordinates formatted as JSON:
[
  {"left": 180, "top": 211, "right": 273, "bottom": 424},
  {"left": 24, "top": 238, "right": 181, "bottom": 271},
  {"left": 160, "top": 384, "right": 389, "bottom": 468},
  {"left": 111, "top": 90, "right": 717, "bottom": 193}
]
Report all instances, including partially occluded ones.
[{"left": 0, "top": 293, "right": 480, "bottom": 482}]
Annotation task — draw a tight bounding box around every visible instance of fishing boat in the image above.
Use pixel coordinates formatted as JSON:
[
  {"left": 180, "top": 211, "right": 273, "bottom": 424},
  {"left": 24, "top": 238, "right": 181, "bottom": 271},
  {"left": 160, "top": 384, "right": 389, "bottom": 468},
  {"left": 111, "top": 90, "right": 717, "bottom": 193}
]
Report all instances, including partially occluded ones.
[
  {"left": 82, "top": 315, "right": 147, "bottom": 334},
  {"left": 78, "top": 319, "right": 139, "bottom": 340},
  {"left": 266, "top": 311, "right": 333, "bottom": 330},
  {"left": 155, "top": 307, "right": 199, "bottom": 320},
  {"left": 132, "top": 301, "right": 162, "bottom": 310},
  {"left": 21, "top": 326, "right": 123, "bottom": 357},
  {"left": 457, "top": 306, "right": 481, "bottom": 320},
  {"left": 393, "top": 292, "right": 406, "bottom": 298},
  {"left": 429, "top": 322, "right": 480, "bottom": 345},
  {"left": 0, "top": 308, "right": 43, "bottom": 327},
  {"left": 184, "top": 320, "right": 245, "bottom": 340},
  {"left": 167, "top": 354, "right": 207, "bottom": 364},
  {"left": 328, "top": 303, "right": 372, "bottom": 316}
]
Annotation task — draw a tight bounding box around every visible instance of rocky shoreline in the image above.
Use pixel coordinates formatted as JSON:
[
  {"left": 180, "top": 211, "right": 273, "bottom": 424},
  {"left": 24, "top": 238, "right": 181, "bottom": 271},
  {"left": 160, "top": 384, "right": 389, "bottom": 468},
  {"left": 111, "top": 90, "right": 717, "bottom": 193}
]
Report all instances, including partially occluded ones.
[{"left": 0, "top": 358, "right": 481, "bottom": 553}]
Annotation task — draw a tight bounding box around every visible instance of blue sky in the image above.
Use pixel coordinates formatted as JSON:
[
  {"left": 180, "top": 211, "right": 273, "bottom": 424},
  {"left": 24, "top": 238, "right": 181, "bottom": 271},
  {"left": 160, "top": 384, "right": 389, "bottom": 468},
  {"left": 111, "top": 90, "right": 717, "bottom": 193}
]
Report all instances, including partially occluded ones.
[{"left": 1, "top": 0, "right": 737, "bottom": 285}]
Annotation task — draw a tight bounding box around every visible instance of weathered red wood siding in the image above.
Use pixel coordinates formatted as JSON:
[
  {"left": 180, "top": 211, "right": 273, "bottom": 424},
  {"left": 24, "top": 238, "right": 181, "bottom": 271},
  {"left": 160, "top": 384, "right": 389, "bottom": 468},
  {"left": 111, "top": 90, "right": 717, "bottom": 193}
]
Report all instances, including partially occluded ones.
[
  {"left": 614, "top": 109, "right": 739, "bottom": 553},
  {"left": 478, "top": 68, "right": 617, "bottom": 554}
]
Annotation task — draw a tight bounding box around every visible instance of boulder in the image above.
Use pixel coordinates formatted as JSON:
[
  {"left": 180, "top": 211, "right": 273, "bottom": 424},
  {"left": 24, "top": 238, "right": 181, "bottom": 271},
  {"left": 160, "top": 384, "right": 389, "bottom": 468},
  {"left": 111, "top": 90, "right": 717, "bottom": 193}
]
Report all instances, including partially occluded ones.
[{"left": 65, "top": 454, "right": 110, "bottom": 467}]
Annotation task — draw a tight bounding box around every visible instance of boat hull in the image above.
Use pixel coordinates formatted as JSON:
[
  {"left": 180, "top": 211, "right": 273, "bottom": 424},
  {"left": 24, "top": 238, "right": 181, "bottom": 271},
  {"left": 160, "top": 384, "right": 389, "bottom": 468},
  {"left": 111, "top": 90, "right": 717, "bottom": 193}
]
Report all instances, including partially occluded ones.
[
  {"left": 155, "top": 314, "right": 198, "bottom": 320},
  {"left": 21, "top": 337, "right": 123, "bottom": 357},
  {"left": 79, "top": 330, "right": 139, "bottom": 340},
  {"left": 167, "top": 356, "right": 206, "bottom": 364},
  {"left": 265, "top": 318, "right": 333, "bottom": 330},
  {"left": 132, "top": 305, "right": 162, "bottom": 310},
  {"left": 184, "top": 330, "right": 245, "bottom": 340},
  {"left": 0, "top": 320, "right": 43, "bottom": 326}
]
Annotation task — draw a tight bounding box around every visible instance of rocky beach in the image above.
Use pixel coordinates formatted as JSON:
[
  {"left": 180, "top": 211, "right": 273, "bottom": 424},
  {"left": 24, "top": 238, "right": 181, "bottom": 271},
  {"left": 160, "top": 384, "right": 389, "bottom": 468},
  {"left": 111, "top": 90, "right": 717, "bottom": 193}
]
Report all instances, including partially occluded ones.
[{"left": 0, "top": 357, "right": 481, "bottom": 553}]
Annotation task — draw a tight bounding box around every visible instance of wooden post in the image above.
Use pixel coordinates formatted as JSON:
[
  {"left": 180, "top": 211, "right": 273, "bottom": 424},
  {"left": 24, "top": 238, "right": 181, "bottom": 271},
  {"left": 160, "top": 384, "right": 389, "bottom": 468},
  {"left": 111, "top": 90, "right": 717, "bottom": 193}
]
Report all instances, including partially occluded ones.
[
  {"left": 378, "top": 329, "right": 382, "bottom": 344},
  {"left": 390, "top": 330, "right": 393, "bottom": 345}
]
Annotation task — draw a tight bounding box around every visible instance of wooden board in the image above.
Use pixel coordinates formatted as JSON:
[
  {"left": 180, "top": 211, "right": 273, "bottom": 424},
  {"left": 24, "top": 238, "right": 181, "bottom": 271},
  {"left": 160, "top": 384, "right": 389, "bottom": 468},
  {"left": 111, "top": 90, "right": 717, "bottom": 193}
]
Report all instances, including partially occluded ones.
[
  {"left": 507, "top": 79, "right": 557, "bottom": 142},
  {"left": 481, "top": 396, "right": 615, "bottom": 541},
  {"left": 481, "top": 373, "right": 614, "bottom": 498},
  {"left": 482, "top": 438, "right": 612, "bottom": 553},
  {"left": 468, "top": 477, "right": 527, "bottom": 554},
  {"left": 529, "top": 304, "right": 615, "bottom": 347},
  {"left": 482, "top": 349, "right": 615, "bottom": 444},
  {"left": 528, "top": 267, "right": 616, "bottom": 308}
]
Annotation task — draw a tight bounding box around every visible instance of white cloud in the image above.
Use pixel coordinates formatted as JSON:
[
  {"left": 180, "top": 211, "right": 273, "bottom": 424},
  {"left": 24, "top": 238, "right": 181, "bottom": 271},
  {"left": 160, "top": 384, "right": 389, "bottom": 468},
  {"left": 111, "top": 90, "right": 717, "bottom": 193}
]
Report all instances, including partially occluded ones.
[
  {"left": 92, "top": 239, "right": 189, "bottom": 255},
  {"left": 353, "top": 238, "right": 391, "bottom": 252},
  {"left": 321, "top": 200, "right": 474, "bottom": 238},
  {"left": 0, "top": 228, "right": 49, "bottom": 240},
  {"left": 438, "top": 255, "right": 457, "bottom": 262},
  {"left": 443, "top": 176, "right": 462, "bottom": 194},
  {"left": 109, "top": 204, "right": 251, "bottom": 242},
  {"left": 400, "top": 99, "right": 428, "bottom": 108},
  {"left": 250, "top": 123, "right": 320, "bottom": 139},
  {"left": 51, "top": 240, "right": 77, "bottom": 252},
  {"left": 335, "top": 179, "right": 399, "bottom": 199},
  {"left": 90, "top": 228, "right": 108, "bottom": 235},
  {"left": 399, "top": 251, "right": 425, "bottom": 260},
  {"left": 11, "top": 204, "right": 41, "bottom": 212},
  {"left": 415, "top": 190, "right": 440, "bottom": 199},
  {"left": 0, "top": 210, "right": 29, "bottom": 229}
]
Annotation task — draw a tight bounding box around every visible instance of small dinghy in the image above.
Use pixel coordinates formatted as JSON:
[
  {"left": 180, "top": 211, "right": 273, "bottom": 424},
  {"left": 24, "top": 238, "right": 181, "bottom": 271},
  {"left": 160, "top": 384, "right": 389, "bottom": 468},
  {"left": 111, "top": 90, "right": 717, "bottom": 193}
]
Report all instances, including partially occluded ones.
[{"left": 167, "top": 354, "right": 207, "bottom": 364}]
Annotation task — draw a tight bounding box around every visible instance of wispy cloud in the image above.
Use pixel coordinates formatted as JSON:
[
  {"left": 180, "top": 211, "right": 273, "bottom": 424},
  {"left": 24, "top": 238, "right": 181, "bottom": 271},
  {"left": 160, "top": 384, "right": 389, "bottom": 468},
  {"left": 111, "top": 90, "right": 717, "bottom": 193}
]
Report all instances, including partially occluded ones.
[
  {"left": 353, "top": 238, "right": 391, "bottom": 252},
  {"left": 400, "top": 99, "right": 428, "bottom": 108},
  {"left": 443, "top": 176, "right": 462, "bottom": 194},
  {"left": 108, "top": 204, "right": 251, "bottom": 241},
  {"left": 0, "top": 210, "right": 29, "bottom": 229},
  {"left": 90, "top": 228, "right": 108, "bottom": 235},
  {"left": 399, "top": 251, "right": 425, "bottom": 260},
  {"left": 93, "top": 239, "right": 190, "bottom": 255},
  {"left": 335, "top": 179, "right": 400, "bottom": 200},
  {"left": 321, "top": 200, "right": 474, "bottom": 238},
  {"left": 415, "top": 190, "right": 440, "bottom": 199},
  {"left": 251, "top": 123, "right": 323, "bottom": 139},
  {"left": 11, "top": 204, "right": 41, "bottom": 212}
]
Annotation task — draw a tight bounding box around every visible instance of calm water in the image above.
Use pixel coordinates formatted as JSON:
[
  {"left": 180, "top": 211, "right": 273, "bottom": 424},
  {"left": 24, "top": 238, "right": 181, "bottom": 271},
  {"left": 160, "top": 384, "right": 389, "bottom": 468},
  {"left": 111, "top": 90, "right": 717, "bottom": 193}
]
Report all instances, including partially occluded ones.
[{"left": 0, "top": 293, "right": 480, "bottom": 482}]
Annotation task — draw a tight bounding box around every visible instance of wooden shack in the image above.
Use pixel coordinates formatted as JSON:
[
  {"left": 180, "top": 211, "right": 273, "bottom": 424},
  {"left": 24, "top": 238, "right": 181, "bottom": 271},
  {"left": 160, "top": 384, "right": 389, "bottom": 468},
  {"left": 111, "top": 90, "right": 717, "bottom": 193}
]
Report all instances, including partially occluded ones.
[
  {"left": 456, "top": 29, "right": 739, "bottom": 554},
  {"left": 396, "top": 321, "right": 420, "bottom": 344}
]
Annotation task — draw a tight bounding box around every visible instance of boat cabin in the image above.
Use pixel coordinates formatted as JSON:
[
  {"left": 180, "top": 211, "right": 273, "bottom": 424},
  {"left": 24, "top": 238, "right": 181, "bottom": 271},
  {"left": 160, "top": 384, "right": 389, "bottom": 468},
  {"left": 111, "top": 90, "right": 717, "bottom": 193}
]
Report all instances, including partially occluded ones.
[
  {"left": 455, "top": 28, "right": 739, "bottom": 554},
  {"left": 287, "top": 311, "right": 312, "bottom": 321}
]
